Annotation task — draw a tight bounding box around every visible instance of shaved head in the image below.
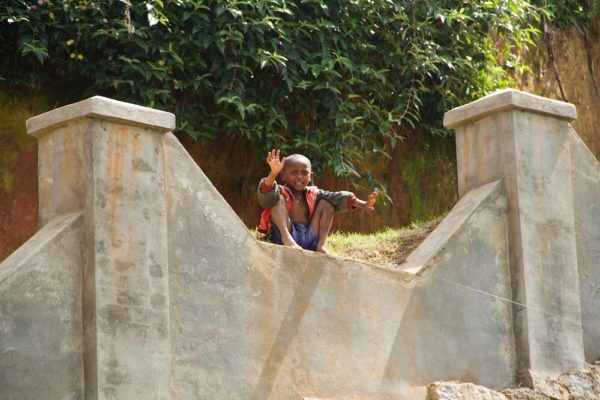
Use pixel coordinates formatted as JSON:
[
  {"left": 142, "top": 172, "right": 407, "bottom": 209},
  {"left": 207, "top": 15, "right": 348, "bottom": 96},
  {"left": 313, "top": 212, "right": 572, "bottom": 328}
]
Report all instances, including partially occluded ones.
[{"left": 284, "top": 154, "right": 311, "bottom": 170}]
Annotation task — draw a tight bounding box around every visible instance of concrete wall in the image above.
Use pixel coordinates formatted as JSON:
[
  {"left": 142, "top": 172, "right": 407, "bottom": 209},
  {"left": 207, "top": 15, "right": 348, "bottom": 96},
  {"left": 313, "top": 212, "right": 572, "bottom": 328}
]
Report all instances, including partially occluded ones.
[
  {"left": 569, "top": 126, "right": 600, "bottom": 363},
  {"left": 1, "top": 91, "right": 599, "bottom": 399},
  {"left": 27, "top": 97, "right": 176, "bottom": 400},
  {"left": 0, "top": 212, "right": 84, "bottom": 400},
  {"left": 445, "top": 90, "right": 585, "bottom": 384},
  {"left": 165, "top": 130, "right": 515, "bottom": 398}
]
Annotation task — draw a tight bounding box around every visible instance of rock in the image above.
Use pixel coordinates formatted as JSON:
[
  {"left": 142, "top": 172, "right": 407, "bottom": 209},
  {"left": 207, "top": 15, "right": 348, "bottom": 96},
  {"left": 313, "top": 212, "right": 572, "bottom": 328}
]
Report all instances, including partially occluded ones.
[
  {"left": 588, "top": 364, "right": 600, "bottom": 391},
  {"left": 502, "top": 388, "right": 550, "bottom": 400},
  {"left": 529, "top": 373, "right": 569, "bottom": 400},
  {"left": 427, "top": 381, "right": 508, "bottom": 400},
  {"left": 428, "top": 364, "right": 600, "bottom": 400},
  {"left": 558, "top": 369, "right": 596, "bottom": 400}
]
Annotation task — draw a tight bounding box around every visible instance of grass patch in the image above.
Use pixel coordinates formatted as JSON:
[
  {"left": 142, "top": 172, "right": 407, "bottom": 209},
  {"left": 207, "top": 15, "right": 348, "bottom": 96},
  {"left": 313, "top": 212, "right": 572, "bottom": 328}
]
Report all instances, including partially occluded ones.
[
  {"left": 252, "top": 214, "right": 445, "bottom": 268},
  {"left": 326, "top": 215, "right": 444, "bottom": 267}
]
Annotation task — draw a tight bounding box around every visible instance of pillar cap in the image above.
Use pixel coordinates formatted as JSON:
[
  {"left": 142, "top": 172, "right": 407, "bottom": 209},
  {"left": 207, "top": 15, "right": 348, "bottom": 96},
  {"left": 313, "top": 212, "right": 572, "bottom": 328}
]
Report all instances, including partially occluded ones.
[
  {"left": 26, "top": 96, "right": 176, "bottom": 137},
  {"left": 443, "top": 89, "right": 576, "bottom": 129}
]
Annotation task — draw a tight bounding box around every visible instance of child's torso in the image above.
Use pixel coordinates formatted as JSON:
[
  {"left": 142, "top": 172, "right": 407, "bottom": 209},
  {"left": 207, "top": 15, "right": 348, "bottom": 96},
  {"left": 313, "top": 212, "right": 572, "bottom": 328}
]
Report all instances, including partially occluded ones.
[{"left": 289, "top": 192, "right": 310, "bottom": 224}]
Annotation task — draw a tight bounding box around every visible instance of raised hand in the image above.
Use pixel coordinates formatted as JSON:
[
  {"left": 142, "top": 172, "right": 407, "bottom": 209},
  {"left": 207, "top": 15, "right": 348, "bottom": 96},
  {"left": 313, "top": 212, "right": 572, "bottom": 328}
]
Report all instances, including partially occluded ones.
[{"left": 266, "top": 149, "right": 286, "bottom": 177}]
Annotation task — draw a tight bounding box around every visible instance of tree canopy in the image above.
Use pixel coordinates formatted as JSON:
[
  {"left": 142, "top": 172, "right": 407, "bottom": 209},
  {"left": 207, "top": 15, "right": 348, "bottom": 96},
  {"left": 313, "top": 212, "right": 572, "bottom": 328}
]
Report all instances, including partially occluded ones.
[{"left": 0, "top": 0, "right": 591, "bottom": 184}]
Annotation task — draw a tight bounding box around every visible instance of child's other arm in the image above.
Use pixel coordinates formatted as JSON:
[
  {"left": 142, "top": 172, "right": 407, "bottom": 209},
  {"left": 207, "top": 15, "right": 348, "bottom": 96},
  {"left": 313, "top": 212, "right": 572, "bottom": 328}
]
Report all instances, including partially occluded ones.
[
  {"left": 352, "top": 192, "right": 378, "bottom": 211},
  {"left": 257, "top": 178, "right": 281, "bottom": 209},
  {"left": 317, "top": 190, "right": 378, "bottom": 212}
]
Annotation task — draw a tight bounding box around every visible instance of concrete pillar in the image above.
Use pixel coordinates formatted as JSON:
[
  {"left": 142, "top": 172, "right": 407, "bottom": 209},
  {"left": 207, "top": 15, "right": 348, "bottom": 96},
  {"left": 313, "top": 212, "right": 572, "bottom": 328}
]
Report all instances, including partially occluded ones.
[
  {"left": 27, "top": 97, "right": 176, "bottom": 400},
  {"left": 444, "top": 89, "right": 584, "bottom": 384}
]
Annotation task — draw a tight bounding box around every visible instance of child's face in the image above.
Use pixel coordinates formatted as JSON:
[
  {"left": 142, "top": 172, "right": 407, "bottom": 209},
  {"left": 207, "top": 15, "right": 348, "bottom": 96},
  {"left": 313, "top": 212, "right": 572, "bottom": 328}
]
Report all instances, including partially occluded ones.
[{"left": 281, "top": 159, "right": 313, "bottom": 191}]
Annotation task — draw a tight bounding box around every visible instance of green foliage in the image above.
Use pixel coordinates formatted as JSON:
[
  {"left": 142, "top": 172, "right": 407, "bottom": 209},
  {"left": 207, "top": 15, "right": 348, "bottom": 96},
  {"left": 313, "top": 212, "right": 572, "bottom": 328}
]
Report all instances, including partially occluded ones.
[
  {"left": 0, "top": 0, "right": 576, "bottom": 183},
  {"left": 534, "top": 0, "right": 598, "bottom": 30},
  {"left": 399, "top": 138, "right": 457, "bottom": 221}
]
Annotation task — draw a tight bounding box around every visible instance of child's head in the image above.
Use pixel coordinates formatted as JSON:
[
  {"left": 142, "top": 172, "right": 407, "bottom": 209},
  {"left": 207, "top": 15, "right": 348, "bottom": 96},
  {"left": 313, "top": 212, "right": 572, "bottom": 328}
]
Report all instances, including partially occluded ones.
[{"left": 281, "top": 154, "right": 313, "bottom": 191}]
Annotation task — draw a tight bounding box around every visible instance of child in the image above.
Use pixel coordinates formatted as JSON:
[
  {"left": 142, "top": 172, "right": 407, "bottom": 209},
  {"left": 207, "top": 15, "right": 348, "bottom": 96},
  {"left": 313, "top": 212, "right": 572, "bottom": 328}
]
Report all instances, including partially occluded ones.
[{"left": 257, "top": 149, "right": 378, "bottom": 253}]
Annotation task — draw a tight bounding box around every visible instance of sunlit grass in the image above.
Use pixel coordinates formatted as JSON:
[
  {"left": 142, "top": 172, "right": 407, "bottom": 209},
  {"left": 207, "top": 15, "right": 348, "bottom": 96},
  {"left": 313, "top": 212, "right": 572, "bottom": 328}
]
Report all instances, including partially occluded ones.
[
  {"left": 326, "top": 215, "right": 445, "bottom": 267},
  {"left": 252, "top": 214, "right": 445, "bottom": 267}
]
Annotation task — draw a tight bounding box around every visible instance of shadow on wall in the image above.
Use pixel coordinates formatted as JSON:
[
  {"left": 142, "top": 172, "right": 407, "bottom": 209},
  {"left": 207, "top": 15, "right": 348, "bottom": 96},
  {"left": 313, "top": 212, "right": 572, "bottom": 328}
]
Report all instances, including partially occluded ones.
[{"left": 250, "top": 261, "right": 326, "bottom": 400}]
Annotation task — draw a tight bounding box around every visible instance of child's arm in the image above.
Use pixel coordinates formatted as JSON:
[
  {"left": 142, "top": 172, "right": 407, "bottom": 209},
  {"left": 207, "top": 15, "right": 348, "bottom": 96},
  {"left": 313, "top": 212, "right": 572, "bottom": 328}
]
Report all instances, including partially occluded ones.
[
  {"left": 351, "top": 192, "right": 378, "bottom": 211},
  {"left": 317, "top": 190, "right": 378, "bottom": 212},
  {"left": 263, "top": 149, "right": 286, "bottom": 188},
  {"left": 257, "top": 149, "right": 286, "bottom": 209}
]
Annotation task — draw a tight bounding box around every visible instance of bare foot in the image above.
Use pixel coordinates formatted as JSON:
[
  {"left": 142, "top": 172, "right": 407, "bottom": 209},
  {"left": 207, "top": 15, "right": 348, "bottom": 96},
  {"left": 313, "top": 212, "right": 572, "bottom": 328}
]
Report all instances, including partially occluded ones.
[
  {"left": 316, "top": 247, "right": 329, "bottom": 255},
  {"left": 282, "top": 238, "right": 302, "bottom": 249}
]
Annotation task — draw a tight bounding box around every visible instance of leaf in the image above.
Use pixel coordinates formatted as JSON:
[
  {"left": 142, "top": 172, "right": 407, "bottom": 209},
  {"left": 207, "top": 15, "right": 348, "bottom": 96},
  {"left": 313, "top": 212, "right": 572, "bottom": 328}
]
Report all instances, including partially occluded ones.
[
  {"left": 259, "top": 56, "right": 268, "bottom": 69},
  {"left": 20, "top": 42, "right": 48, "bottom": 64},
  {"left": 229, "top": 8, "right": 243, "bottom": 18},
  {"left": 216, "top": 40, "right": 225, "bottom": 55}
]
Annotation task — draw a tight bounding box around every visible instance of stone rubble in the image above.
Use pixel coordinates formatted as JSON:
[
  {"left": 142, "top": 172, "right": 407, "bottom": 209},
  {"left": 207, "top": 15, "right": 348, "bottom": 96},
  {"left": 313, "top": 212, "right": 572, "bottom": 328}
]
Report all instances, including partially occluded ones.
[{"left": 427, "top": 363, "right": 600, "bottom": 400}]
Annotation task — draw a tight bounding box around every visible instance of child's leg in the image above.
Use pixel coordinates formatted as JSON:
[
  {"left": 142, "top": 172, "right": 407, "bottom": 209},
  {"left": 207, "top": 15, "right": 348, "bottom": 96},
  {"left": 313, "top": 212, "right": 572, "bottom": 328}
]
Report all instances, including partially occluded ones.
[
  {"left": 309, "top": 199, "right": 334, "bottom": 253},
  {"left": 270, "top": 196, "right": 302, "bottom": 249}
]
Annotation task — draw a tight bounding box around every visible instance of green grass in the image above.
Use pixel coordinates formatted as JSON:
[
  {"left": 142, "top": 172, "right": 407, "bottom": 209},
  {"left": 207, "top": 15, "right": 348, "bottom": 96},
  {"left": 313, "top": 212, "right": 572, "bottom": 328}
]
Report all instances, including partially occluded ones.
[
  {"left": 326, "top": 216, "right": 444, "bottom": 267},
  {"left": 252, "top": 214, "right": 444, "bottom": 267},
  {"left": 325, "top": 215, "right": 444, "bottom": 267}
]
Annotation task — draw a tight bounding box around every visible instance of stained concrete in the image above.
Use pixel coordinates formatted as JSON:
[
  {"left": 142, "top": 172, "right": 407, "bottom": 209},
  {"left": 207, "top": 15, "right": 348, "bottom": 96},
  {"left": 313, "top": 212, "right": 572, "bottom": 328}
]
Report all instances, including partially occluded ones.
[
  {"left": 0, "top": 212, "right": 84, "bottom": 400},
  {"left": 29, "top": 97, "right": 175, "bottom": 400},
  {"left": 444, "top": 89, "right": 576, "bottom": 129},
  {"left": 568, "top": 126, "right": 600, "bottom": 363},
  {"left": 447, "top": 89, "right": 585, "bottom": 382},
  {"left": 165, "top": 129, "right": 514, "bottom": 399},
  {"left": 384, "top": 181, "right": 515, "bottom": 392},
  {"left": 1, "top": 92, "right": 599, "bottom": 399},
  {"left": 27, "top": 95, "right": 175, "bottom": 136}
]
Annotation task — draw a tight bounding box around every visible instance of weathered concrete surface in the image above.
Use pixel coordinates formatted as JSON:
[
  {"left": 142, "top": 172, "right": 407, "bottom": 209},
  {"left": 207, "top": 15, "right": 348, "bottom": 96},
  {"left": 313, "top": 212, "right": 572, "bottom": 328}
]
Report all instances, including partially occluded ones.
[
  {"left": 444, "top": 88, "right": 576, "bottom": 129},
  {"left": 568, "top": 126, "right": 600, "bottom": 363},
  {"left": 27, "top": 95, "right": 175, "bottom": 137},
  {"left": 164, "top": 133, "right": 258, "bottom": 399},
  {"left": 165, "top": 128, "right": 514, "bottom": 399},
  {"left": 0, "top": 212, "right": 84, "bottom": 400},
  {"left": 4, "top": 92, "right": 600, "bottom": 399},
  {"left": 446, "top": 89, "right": 585, "bottom": 382},
  {"left": 385, "top": 180, "right": 514, "bottom": 392},
  {"left": 29, "top": 96, "right": 175, "bottom": 400}
]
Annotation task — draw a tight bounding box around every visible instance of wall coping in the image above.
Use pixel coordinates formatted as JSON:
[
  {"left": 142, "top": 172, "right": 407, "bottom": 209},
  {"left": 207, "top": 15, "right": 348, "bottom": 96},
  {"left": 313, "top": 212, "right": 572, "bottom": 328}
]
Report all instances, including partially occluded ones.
[
  {"left": 443, "top": 89, "right": 576, "bottom": 129},
  {"left": 401, "top": 180, "right": 504, "bottom": 276},
  {"left": 26, "top": 96, "right": 176, "bottom": 137},
  {"left": 0, "top": 212, "right": 82, "bottom": 285}
]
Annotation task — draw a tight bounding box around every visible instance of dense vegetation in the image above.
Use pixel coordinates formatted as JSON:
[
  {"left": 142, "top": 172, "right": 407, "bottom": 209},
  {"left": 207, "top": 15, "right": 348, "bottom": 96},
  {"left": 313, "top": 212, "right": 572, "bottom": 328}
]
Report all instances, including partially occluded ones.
[
  {"left": 535, "top": 0, "right": 598, "bottom": 30},
  {"left": 0, "top": 0, "right": 594, "bottom": 186}
]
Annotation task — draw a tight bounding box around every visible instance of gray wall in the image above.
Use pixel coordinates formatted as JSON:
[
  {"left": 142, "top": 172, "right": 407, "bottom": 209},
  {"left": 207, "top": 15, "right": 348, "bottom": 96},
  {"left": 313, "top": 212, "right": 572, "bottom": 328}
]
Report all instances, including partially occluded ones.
[
  {"left": 165, "top": 132, "right": 515, "bottom": 399},
  {"left": 570, "top": 126, "right": 600, "bottom": 363},
  {"left": 1, "top": 91, "right": 599, "bottom": 399},
  {"left": 0, "top": 213, "right": 84, "bottom": 400},
  {"left": 445, "top": 90, "right": 585, "bottom": 383}
]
